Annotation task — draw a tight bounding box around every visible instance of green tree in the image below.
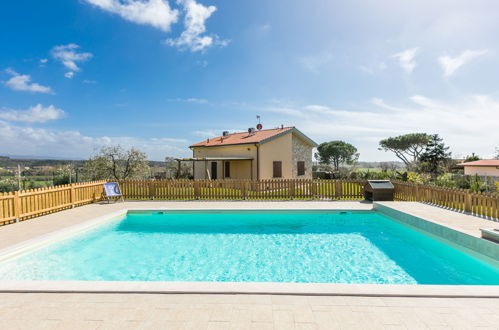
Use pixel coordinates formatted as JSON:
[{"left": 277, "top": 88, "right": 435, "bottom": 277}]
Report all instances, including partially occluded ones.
[
  {"left": 164, "top": 157, "right": 193, "bottom": 179},
  {"left": 315, "top": 141, "right": 359, "bottom": 171},
  {"left": 495, "top": 147, "right": 499, "bottom": 159},
  {"left": 464, "top": 153, "right": 480, "bottom": 162},
  {"left": 379, "top": 133, "right": 430, "bottom": 168},
  {"left": 82, "top": 146, "right": 149, "bottom": 181},
  {"left": 418, "top": 134, "right": 451, "bottom": 177}
]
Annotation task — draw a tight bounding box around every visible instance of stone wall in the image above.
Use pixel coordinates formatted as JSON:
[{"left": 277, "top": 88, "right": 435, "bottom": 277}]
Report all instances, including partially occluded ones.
[{"left": 291, "top": 135, "right": 314, "bottom": 178}]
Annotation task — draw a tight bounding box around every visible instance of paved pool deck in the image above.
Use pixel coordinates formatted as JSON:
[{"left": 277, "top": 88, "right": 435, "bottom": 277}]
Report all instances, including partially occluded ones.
[
  {"left": 375, "top": 201, "right": 498, "bottom": 238},
  {"left": 1, "top": 292, "right": 498, "bottom": 329},
  {"left": 0, "top": 200, "right": 498, "bottom": 328}
]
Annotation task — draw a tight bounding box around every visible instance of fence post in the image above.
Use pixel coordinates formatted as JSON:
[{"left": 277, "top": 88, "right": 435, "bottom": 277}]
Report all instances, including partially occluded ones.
[
  {"left": 70, "top": 184, "right": 75, "bottom": 208},
  {"left": 311, "top": 180, "right": 317, "bottom": 199},
  {"left": 194, "top": 181, "right": 200, "bottom": 199},
  {"left": 464, "top": 191, "right": 472, "bottom": 213},
  {"left": 241, "top": 180, "right": 247, "bottom": 200},
  {"left": 14, "top": 190, "right": 21, "bottom": 223},
  {"left": 149, "top": 181, "right": 155, "bottom": 200},
  {"left": 335, "top": 181, "right": 342, "bottom": 200},
  {"left": 288, "top": 180, "right": 295, "bottom": 199}
]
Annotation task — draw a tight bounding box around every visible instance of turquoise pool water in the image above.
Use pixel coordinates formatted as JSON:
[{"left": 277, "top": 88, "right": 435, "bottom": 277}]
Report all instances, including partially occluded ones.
[{"left": 0, "top": 211, "right": 497, "bottom": 284}]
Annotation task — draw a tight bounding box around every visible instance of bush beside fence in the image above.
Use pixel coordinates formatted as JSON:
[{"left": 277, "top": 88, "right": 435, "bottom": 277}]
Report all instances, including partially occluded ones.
[{"left": 0, "top": 179, "right": 498, "bottom": 226}]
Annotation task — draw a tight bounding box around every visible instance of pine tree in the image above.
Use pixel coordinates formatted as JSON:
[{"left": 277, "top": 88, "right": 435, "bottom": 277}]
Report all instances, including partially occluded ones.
[{"left": 419, "top": 134, "right": 451, "bottom": 177}]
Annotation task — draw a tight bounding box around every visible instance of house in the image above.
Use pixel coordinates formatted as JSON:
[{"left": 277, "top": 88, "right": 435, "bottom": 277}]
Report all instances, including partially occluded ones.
[
  {"left": 456, "top": 160, "right": 499, "bottom": 177},
  {"left": 185, "top": 126, "right": 318, "bottom": 180}
]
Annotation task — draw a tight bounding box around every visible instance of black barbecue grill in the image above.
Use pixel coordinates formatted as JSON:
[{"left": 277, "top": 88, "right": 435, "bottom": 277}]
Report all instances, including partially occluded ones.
[{"left": 364, "top": 180, "right": 394, "bottom": 201}]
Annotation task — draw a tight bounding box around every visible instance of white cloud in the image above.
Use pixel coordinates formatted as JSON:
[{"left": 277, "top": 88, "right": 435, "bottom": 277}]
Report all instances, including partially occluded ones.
[
  {"left": 4, "top": 69, "right": 53, "bottom": 94},
  {"left": 265, "top": 106, "right": 305, "bottom": 117},
  {"left": 261, "top": 95, "right": 499, "bottom": 160},
  {"left": 0, "top": 104, "right": 65, "bottom": 123},
  {"left": 83, "top": 79, "right": 97, "bottom": 84},
  {"left": 192, "top": 129, "right": 218, "bottom": 137},
  {"left": 300, "top": 51, "right": 333, "bottom": 73},
  {"left": 359, "top": 62, "right": 387, "bottom": 75},
  {"left": 40, "top": 58, "right": 48, "bottom": 64},
  {"left": 51, "top": 44, "right": 93, "bottom": 78},
  {"left": 438, "top": 49, "right": 488, "bottom": 77},
  {"left": 168, "top": 97, "right": 209, "bottom": 104},
  {"left": 164, "top": 0, "right": 228, "bottom": 52},
  {"left": 84, "top": 0, "right": 179, "bottom": 32},
  {"left": 392, "top": 48, "right": 418, "bottom": 73},
  {"left": 303, "top": 105, "right": 333, "bottom": 114},
  {"left": 0, "top": 120, "right": 189, "bottom": 160},
  {"left": 84, "top": 0, "right": 224, "bottom": 52}
]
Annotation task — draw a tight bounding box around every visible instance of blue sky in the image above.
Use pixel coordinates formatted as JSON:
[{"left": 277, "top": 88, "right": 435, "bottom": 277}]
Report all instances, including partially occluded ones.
[{"left": 1, "top": 0, "right": 498, "bottom": 161}]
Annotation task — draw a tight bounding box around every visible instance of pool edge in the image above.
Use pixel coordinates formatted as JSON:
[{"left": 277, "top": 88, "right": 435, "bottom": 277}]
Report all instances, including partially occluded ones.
[
  {"left": 373, "top": 203, "right": 499, "bottom": 262},
  {"left": 0, "top": 281, "right": 498, "bottom": 298}
]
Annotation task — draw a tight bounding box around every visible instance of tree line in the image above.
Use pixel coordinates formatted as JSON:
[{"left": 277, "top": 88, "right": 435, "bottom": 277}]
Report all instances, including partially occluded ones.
[{"left": 315, "top": 134, "right": 498, "bottom": 192}]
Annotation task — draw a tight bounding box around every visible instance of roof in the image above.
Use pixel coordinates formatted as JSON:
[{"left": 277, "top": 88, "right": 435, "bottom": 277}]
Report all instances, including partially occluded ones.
[
  {"left": 190, "top": 127, "right": 318, "bottom": 148},
  {"left": 176, "top": 157, "right": 253, "bottom": 161},
  {"left": 456, "top": 160, "right": 499, "bottom": 167}
]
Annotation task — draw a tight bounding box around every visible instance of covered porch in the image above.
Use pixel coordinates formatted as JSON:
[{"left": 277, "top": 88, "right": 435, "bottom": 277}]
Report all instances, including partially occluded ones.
[{"left": 176, "top": 157, "right": 255, "bottom": 180}]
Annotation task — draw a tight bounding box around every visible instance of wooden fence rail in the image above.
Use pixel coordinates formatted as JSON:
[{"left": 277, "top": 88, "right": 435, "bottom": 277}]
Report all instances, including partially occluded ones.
[
  {"left": 0, "top": 181, "right": 106, "bottom": 226},
  {"left": 118, "top": 179, "right": 365, "bottom": 201},
  {"left": 1, "top": 179, "right": 498, "bottom": 226},
  {"left": 392, "top": 181, "right": 499, "bottom": 220}
]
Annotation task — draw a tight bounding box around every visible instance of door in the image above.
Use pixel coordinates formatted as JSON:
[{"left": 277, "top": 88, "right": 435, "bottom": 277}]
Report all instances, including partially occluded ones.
[
  {"left": 211, "top": 161, "right": 217, "bottom": 180},
  {"left": 224, "top": 161, "right": 230, "bottom": 178}
]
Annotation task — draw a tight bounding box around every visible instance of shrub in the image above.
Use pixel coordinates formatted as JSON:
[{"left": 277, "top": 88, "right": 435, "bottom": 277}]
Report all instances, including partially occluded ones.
[
  {"left": 0, "top": 177, "right": 18, "bottom": 192},
  {"left": 434, "top": 173, "right": 457, "bottom": 188}
]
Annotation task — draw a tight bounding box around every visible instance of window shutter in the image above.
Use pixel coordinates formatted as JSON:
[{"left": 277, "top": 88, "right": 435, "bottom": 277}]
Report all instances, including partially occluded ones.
[
  {"left": 273, "top": 161, "right": 282, "bottom": 178},
  {"left": 297, "top": 161, "right": 305, "bottom": 176}
]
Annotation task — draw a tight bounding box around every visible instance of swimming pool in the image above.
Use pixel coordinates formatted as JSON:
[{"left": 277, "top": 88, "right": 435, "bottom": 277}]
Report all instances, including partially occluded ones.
[{"left": 0, "top": 210, "right": 497, "bottom": 284}]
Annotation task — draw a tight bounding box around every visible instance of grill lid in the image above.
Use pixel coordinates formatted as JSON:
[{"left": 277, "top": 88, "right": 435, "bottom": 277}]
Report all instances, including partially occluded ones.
[{"left": 367, "top": 180, "right": 394, "bottom": 189}]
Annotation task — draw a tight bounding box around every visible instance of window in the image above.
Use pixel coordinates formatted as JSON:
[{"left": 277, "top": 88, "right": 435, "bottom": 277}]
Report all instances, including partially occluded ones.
[
  {"left": 211, "top": 162, "right": 217, "bottom": 180},
  {"left": 273, "top": 161, "right": 282, "bottom": 178},
  {"left": 224, "top": 161, "right": 230, "bottom": 178},
  {"left": 297, "top": 161, "right": 305, "bottom": 176}
]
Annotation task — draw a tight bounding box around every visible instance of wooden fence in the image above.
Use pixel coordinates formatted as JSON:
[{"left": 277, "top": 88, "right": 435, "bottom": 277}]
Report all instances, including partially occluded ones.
[
  {"left": 118, "top": 179, "right": 365, "bottom": 201},
  {"left": 392, "top": 181, "right": 499, "bottom": 220},
  {"left": 1, "top": 179, "right": 498, "bottom": 226},
  {"left": 0, "top": 181, "right": 106, "bottom": 226}
]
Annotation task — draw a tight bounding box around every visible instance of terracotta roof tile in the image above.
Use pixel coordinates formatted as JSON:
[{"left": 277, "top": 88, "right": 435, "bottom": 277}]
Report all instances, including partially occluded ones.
[
  {"left": 456, "top": 160, "right": 499, "bottom": 167},
  {"left": 190, "top": 127, "right": 295, "bottom": 147}
]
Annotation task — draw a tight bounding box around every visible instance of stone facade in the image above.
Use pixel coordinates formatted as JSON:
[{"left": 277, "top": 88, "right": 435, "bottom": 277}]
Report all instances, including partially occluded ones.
[{"left": 291, "top": 135, "right": 313, "bottom": 178}]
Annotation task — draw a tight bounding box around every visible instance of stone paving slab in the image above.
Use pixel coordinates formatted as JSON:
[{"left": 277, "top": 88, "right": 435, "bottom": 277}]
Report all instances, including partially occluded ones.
[{"left": 0, "top": 293, "right": 498, "bottom": 329}]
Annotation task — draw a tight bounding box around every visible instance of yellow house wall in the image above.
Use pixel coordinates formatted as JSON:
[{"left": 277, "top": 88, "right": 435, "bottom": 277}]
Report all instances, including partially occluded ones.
[
  {"left": 191, "top": 131, "right": 315, "bottom": 180},
  {"left": 192, "top": 145, "right": 257, "bottom": 180},
  {"left": 464, "top": 166, "right": 499, "bottom": 176},
  {"left": 258, "top": 133, "right": 293, "bottom": 179}
]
